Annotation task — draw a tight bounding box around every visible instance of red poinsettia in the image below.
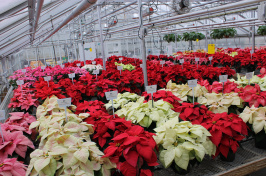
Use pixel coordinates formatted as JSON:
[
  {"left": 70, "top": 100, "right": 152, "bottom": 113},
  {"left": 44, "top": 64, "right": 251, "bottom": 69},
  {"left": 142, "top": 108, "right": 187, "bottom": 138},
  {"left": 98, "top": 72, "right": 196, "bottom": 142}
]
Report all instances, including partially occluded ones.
[
  {"left": 176, "top": 102, "right": 212, "bottom": 124},
  {"left": 201, "top": 113, "right": 248, "bottom": 158},
  {"left": 238, "top": 84, "right": 266, "bottom": 107},
  {"left": 103, "top": 125, "right": 158, "bottom": 176},
  {"left": 76, "top": 100, "right": 106, "bottom": 114}
]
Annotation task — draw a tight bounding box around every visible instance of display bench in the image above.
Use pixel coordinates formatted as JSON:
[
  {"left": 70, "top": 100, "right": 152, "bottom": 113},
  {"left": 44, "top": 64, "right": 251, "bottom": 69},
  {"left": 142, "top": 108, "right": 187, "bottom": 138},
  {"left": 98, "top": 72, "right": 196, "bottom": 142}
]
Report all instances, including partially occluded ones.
[{"left": 154, "top": 139, "right": 266, "bottom": 176}]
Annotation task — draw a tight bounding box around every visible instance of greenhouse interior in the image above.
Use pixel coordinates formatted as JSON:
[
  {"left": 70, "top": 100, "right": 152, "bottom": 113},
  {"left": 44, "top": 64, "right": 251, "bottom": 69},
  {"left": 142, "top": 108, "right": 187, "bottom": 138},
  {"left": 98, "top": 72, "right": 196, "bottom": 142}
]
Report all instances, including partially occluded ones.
[{"left": 2, "top": 0, "right": 266, "bottom": 175}]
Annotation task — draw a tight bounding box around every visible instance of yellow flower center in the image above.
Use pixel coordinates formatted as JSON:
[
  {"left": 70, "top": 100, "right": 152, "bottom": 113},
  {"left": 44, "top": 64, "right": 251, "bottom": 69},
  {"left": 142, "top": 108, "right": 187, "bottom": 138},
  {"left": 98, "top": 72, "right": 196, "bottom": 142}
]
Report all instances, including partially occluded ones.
[
  {"left": 115, "top": 143, "right": 120, "bottom": 147},
  {"left": 256, "top": 92, "right": 260, "bottom": 95},
  {"left": 174, "top": 142, "right": 178, "bottom": 147},
  {"left": 0, "top": 163, "right": 4, "bottom": 167},
  {"left": 212, "top": 121, "right": 217, "bottom": 124}
]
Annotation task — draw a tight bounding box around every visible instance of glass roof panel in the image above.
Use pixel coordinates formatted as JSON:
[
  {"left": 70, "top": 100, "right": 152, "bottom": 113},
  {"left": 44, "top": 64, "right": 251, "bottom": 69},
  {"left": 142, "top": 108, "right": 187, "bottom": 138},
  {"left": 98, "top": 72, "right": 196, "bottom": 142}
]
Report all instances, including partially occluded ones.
[{"left": 0, "top": 0, "right": 26, "bottom": 15}]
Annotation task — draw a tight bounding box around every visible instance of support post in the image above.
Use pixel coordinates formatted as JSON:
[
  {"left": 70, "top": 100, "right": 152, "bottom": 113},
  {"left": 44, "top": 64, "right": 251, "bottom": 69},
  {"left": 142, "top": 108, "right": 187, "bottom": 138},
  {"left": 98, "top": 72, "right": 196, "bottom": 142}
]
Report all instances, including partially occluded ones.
[
  {"left": 251, "top": 10, "right": 255, "bottom": 54},
  {"left": 97, "top": 5, "right": 106, "bottom": 70},
  {"left": 138, "top": 0, "right": 148, "bottom": 87},
  {"left": 79, "top": 16, "right": 86, "bottom": 65}
]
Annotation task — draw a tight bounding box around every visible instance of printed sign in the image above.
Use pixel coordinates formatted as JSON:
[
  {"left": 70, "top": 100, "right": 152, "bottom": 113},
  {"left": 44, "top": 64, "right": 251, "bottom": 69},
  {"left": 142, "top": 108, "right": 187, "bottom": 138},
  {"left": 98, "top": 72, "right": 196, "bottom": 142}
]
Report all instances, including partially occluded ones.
[
  {"left": 209, "top": 56, "right": 213, "bottom": 61},
  {"left": 180, "top": 59, "right": 184, "bottom": 63},
  {"left": 219, "top": 75, "right": 228, "bottom": 82},
  {"left": 93, "top": 69, "right": 100, "bottom": 75},
  {"left": 41, "top": 66, "right": 46, "bottom": 70},
  {"left": 246, "top": 72, "right": 253, "bottom": 79},
  {"left": 57, "top": 98, "right": 72, "bottom": 108},
  {"left": 105, "top": 91, "right": 118, "bottom": 100},
  {"left": 24, "top": 65, "right": 28, "bottom": 68},
  {"left": 146, "top": 85, "right": 157, "bottom": 94},
  {"left": 68, "top": 73, "right": 75, "bottom": 78},
  {"left": 117, "top": 66, "right": 123, "bottom": 70},
  {"left": 195, "top": 58, "right": 200, "bottom": 62},
  {"left": 208, "top": 44, "right": 215, "bottom": 54},
  {"left": 160, "top": 61, "right": 165, "bottom": 65},
  {"left": 77, "top": 63, "right": 81, "bottom": 67},
  {"left": 21, "top": 69, "right": 26, "bottom": 73},
  {"left": 92, "top": 61, "right": 96, "bottom": 65},
  {"left": 188, "top": 79, "right": 197, "bottom": 88},
  {"left": 119, "top": 57, "right": 123, "bottom": 61}
]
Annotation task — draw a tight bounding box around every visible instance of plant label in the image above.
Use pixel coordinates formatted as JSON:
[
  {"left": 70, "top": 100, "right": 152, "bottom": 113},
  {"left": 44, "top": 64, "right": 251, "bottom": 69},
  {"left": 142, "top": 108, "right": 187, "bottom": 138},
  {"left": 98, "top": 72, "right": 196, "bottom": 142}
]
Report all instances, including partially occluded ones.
[
  {"left": 219, "top": 75, "right": 228, "bottom": 83},
  {"left": 61, "top": 65, "right": 65, "bottom": 68},
  {"left": 41, "top": 66, "right": 46, "bottom": 70},
  {"left": 180, "top": 59, "right": 184, "bottom": 63},
  {"left": 209, "top": 57, "right": 213, "bottom": 61},
  {"left": 16, "top": 80, "right": 24, "bottom": 86},
  {"left": 68, "top": 73, "right": 75, "bottom": 78},
  {"left": 146, "top": 85, "right": 157, "bottom": 94},
  {"left": 92, "top": 61, "right": 96, "bottom": 65},
  {"left": 34, "top": 63, "right": 38, "bottom": 67},
  {"left": 21, "top": 69, "right": 26, "bottom": 73},
  {"left": 77, "top": 63, "right": 81, "bottom": 67},
  {"left": 93, "top": 69, "right": 99, "bottom": 75},
  {"left": 119, "top": 57, "right": 123, "bottom": 61},
  {"left": 140, "top": 64, "right": 143, "bottom": 68},
  {"left": 24, "top": 65, "right": 28, "bottom": 68},
  {"left": 0, "top": 110, "right": 5, "bottom": 121},
  {"left": 195, "top": 58, "right": 200, "bottom": 62},
  {"left": 160, "top": 61, "right": 165, "bottom": 67},
  {"left": 57, "top": 61, "right": 62, "bottom": 65},
  {"left": 117, "top": 66, "right": 123, "bottom": 70},
  {"left": 44, "top": 76, "right": 51, "bottom": 81},
  {"left": 188, "top": 79, "right": 197, "bottom": 88},
  {"left": 246, "top": 72, "right": 253, "bottom": 79},
  {"left": 57, "top": 98, "right": 72, "bottom": 108},
  {"left": 105, "top": 91, "right": 118, "bottom": 101}
]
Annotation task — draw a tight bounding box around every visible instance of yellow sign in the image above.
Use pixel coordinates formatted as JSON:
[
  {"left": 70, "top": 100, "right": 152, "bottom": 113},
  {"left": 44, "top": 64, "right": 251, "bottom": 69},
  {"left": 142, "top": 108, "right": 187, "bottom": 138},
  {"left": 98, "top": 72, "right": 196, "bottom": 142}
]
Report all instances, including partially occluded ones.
[
  {"left": 89, "top": 48, "right": 92, "bottom": 52},
  {"left": 196, "top": 39, "right": 199, "bottom": 42},
  {"left": 208, "top": 44, "right": 215, "bottom": 54}
]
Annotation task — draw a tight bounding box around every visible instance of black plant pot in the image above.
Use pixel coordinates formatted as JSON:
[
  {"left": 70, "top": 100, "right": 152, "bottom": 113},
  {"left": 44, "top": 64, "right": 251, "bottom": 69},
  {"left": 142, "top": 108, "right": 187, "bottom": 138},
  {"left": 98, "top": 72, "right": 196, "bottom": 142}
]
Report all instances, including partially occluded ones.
[
  {"left": 171, "top": 163, "right": 190, "bottom": 175},
  {"left": 254, "top": 131, "right": 266, "bottom": 149},
  {"left": 220, "top": 149, "right": 235, "bottom": 162}
]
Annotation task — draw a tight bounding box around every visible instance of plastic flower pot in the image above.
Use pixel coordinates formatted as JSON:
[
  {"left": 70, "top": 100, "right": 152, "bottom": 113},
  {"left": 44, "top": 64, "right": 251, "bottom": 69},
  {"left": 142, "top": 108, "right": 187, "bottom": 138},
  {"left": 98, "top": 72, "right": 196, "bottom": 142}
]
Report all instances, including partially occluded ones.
[
  {"left": 220, "top": 149, "right": 235, "bottom": 162},
  {"left": 254, "top": 130, "right": 266, "bottom": 149},
  {"left": 171, "top": 163, "right": 191, "bottom": 175}
]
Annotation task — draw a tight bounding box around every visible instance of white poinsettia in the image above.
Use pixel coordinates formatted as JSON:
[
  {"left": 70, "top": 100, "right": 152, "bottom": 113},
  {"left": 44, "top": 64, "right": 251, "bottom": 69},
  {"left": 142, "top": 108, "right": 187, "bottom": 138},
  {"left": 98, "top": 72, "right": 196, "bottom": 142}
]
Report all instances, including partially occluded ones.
[
  {"left": 198, "top": 92, "right": 243, "bottom": 113},
  {"left": 27, "top": 96, "right": 115, "bottom": 176},
  {"left": 165, "top": 80, "right": 208, "bottom": 101},
  {"left": 116, "top": 97, "right": 179, "bottom": 128},
  {"left": 104, "top": 92, "right": 140, "bottom": 110},
  {"left": 239, "top": 106, "right": 266, "bottom": 134},
  {"left": 154, "top": 119, "right": 215, "bottom": 170},
  {"left": 230, "top": 73, "right": 266, "bottom": 91},
  {"left": 81, "top": 64, "right": 103, "bottom": 71}
]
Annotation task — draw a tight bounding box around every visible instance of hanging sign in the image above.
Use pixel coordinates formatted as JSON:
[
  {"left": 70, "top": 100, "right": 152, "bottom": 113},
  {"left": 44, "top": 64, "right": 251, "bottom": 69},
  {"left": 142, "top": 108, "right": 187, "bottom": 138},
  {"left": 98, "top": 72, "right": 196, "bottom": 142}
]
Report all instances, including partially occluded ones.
[
  {"left": 105, "top": 91, "right": 118, "bottom": 118},
  {"left": 57, "top": 98, "right": 72, "bottom": 122},
  {"left": 208, "top": 44, "right": 215, "bottom": 54}
]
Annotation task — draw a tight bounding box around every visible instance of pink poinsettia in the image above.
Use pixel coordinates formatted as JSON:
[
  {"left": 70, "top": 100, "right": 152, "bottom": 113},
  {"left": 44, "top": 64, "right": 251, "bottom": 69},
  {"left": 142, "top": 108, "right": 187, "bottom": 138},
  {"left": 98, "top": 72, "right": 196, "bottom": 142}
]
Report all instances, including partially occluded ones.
[
  {"left": 0, "top": 158, "right": 27, "bottom": 176},
  {"left": 239, "top": 84, "right": 266, "bottom": 107},
  {"left": 0, "top": 130, "right": 34, "bottom": 161}
]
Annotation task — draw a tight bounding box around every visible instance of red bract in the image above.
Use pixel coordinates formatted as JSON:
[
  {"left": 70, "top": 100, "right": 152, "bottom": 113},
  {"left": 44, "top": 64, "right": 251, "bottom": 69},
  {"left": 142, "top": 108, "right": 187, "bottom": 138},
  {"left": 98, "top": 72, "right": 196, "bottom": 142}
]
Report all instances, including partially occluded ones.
[
  {"left": 142, "top": 90, "right": 181, "bottom": 111},
  {"left": 76, "top": 100, "right": 106, "bottom": 114},
  {"left": 103, "top": 125, "right": 158, "bottom": 175},
  {"left": 0, "top": 158, "right": 27, "bottom": 176},
  {"left": 176, "top": 102, "right": 211, "bottom": 124},
  {"left": 238, "top": 84, "right": 266, "bottom": 107},
  {"left": 201, "top": 113, "right": 248, "bottom": 158},
  {"left": 34, "top": 78, "right": 65, "bottom": 100}
]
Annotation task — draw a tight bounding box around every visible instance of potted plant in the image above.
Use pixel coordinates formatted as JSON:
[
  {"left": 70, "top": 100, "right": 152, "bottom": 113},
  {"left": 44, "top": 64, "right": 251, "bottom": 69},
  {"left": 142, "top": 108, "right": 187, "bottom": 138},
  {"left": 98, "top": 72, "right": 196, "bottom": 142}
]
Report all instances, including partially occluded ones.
[
  {"left": 210, "top": 28, "right": 237, "bottom": 39},
  {"left": 182, "top": 32, "right": 205, "bottom": 50},
  {"left": 163, "top": 34, "right": 181, "bottom": 43},
  {"left": 257, "top": 25, "right": 266, "bottom": 36},
  {"left": 239, "top": 106, "right": 266, "bottom": 149},
  {"left": 154, "top": 119, "right": 216, "bottom": 174}
]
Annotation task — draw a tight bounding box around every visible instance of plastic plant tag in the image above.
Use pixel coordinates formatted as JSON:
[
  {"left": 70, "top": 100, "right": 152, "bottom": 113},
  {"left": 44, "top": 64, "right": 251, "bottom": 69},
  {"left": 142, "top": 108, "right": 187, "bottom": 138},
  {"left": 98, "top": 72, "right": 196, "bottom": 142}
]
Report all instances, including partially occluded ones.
[
  {"left": 44, "top": 76, "right": 51, "bottom": 87},
  {"left": 34, "top": 63, "right": 38, "bottom": 67},
  {"left": 24, "top": 65, "right": 28, "bottom": 68},
  {"left": 21, "top": 69, "right": 26, "bottom": 73},
  {"left": 92, "top": 61, "right": 96, "bottom": 65},
  {"left": 160, "top": 60, "right": 165, "bottom": 67},
  {"left": 188, "top": 79, "right": 197, "bottom": 105},
  {"left": 209, "top": 56, "right": 213, "bottom": 61},
  {"left": 61, "top": 65, "right": 65, "bottom": 68},
  {"left": 68, "top": 73, "right": 75, "bottom": 85},
  {"left": 219, "top": 75, "right": 228, "bottom": 83},
  {"left": 246, "top": 72, "right": 253, "bottom": 85},
  {"left": 188, "top": 79, "right": 197, "bottom": 88},
  {"left": 140, "top": 64, "right": 143, "bottom": 69},
  {"left": 57, "top": 61, "right": 62, "bottom": 65},
  {"left": 105, "top": 91, "right": 118, "bottom": 118},
  {"left": 77, "top": 63, "right": 81, "bottom": 67},
  {"left": 117, "top": 66, "right": 123, "bottom": 75},
  {"left": 195, "top": 58, "right": 200, "bottom": 62},
  {"left": 146, "top": 85, "right": 157, "bottom": 108},
  {"left": 119, "top": 57, "right": 123, "bottom": 61},
  {"left": 41, "top": 66, "right": 45, "bottom": 70},
  {"left": 105, "top": 91, "right": 118, "bottom": 101},
  {"left": 93, "top": 69, "right": 99, "bottom": 81},
  {"left": 180, "top": 59, "right": 184, "bottom": 63},
  {"left": 16, "top": 80, "right": 24, "bottom": 91},
  {"left": 57, "top": 98, "right": 72, "bottom": 122}
]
